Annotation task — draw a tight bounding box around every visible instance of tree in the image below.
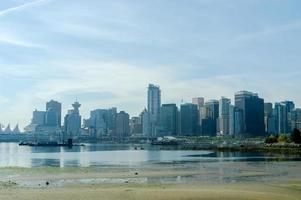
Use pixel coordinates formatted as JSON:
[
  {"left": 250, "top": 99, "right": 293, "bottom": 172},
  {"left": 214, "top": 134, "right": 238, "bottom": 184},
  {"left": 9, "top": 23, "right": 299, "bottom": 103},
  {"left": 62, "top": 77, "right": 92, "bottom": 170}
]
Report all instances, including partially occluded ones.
[
  {"left": 265, "top": 135, "right": 278, "bottom": 144},
  {"left": 278, "top": 134, "right": 288, "bottom": 143},
  {"left": 291, "top": 129, "right": 301, "bottom": 144}
]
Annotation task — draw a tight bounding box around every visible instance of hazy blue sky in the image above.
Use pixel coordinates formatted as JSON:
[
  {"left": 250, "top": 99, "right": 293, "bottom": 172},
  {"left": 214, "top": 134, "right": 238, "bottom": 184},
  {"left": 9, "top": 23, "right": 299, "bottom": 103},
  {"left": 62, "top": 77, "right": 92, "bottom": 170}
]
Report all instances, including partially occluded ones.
[{"left": 0, "top": 0, "right": 301, "bottom": 129}]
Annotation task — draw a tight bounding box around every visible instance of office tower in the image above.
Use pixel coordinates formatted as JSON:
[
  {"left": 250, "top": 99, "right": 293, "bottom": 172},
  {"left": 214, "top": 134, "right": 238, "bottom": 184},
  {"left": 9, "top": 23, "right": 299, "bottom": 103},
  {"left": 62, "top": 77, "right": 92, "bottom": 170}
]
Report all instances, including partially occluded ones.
[
  {"left": 202, "top": 100, "right": 219, "bottom": 136},
  {"left": 45, "top": 108, "right": 58, "bottom": 126},
  {"left": 264, "top": 103, "right": 276, "bottom": 134},
  {"left": 46, "top": 100, "right": 62, "bottom": 127},
  {"left": 107, "top": 107, "right": 117, "bottom": 135},
  {"left": 291, "top": 109, "right": 301, "bottom": 131},
  {"left": 141, "top": 109, "right": 150, "bottom": 137},
  {"left": 85, "top": 109, "right": 108, "bottom": 138},
  {"left": 218, "top": 97, "right": 231, "bottom": 136},
  {"left": 116, "top": 111, "right": 130, "bottom": 139},
  {"left": 192, "top": 97, "right": 205, "bottom": 110},
  {"left": 235, "top": 91, "right": 265, "bottom": 137},
  {"left": 147, "top": 84, "right": 161, "bottom": 137},
  {"left": 282, "top": 101, "right": 295, "bottom": 132},
  {"left": 130, "top": 116, "right": 142, "bottom": 135},
  {"left": 31, "top": 109, "right": 46, "bottom": 125},
  {"left": 229, "top": 105, "right": 243, "bottom": 136},
  {"left": 275, "top": 102, "right": 288, "bottom": 134},
  {"left": 64, "top": 101, "right": 82, "bottom": 140},
  {"left": 180, "top": 103, "right": 199, "bottom": 136},
  {"left": 159, "top": 104, "right": 178, "bottom": 136}
]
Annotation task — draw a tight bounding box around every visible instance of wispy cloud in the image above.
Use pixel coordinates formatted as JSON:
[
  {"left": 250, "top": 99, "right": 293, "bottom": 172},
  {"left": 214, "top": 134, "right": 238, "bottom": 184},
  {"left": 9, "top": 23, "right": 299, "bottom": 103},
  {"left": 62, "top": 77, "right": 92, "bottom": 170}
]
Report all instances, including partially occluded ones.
[{"left": 0, "top": 0, "right": 49, "bottom": 17}]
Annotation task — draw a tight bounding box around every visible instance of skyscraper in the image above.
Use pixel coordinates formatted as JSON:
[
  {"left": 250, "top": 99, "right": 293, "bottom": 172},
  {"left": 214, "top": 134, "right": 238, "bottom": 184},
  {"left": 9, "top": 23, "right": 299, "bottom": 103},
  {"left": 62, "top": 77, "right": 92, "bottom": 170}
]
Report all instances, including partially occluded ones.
[
  {"left": 218, "top": 97, "right": 231, "bottom": 135},
  {"left": 159, "top": 104, "right": 178, "bottom": 136},
  {"left": 264, "top": 103, "right": 276, "bottom": 134},
  {"left": 147, "top": 84, "right": 161, "bottom": 137},
  {"left": 291, "top": 109, "right": 301, "bottom": 131},
  {"left": 229, "top": 105, "right": 243, "bottom": 136},
  {"left": 202, "top": 100, "right": 219, "bottom": 136},
  {"left": 192, "top": 97, "right": 205, "bottom": 110},
  {"left": 46, "top": 100, "right": 62, "bottom": 127},
  {"left": 64, "top": 101, "right": 82, "bottom": 141},
  {"left": 282, "top": 101, "right": 295, "bottom": 133},
  {"left": 235, "top": 91, "right": 265, "bottom": 137},
  {"left": 275, "top": 102, "right": 288, "bottom": 134},
  {"left": 180, "top": 103, "right": 199, "bottom": 136},
  {"left": 116, "top": 111, "right": 130, "bottom": 139}
]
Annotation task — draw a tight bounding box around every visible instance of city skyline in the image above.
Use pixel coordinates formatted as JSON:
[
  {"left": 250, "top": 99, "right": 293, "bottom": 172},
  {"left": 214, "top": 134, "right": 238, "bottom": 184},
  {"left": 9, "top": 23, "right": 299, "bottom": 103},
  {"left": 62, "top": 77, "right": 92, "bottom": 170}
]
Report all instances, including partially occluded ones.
[
  {"left": 1, "top": 0, "right": 301, "bottom": 128},
  {"left": 0, "top": 86, "right": 299, "bottom": 131}
]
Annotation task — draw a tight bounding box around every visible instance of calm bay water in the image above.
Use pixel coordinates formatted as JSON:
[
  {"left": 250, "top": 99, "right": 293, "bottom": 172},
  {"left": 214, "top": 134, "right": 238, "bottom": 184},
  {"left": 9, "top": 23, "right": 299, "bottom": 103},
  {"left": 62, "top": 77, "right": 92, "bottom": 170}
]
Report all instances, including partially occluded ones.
[{"left": 0, "top": 143, "right": 300, "bottom": 168}]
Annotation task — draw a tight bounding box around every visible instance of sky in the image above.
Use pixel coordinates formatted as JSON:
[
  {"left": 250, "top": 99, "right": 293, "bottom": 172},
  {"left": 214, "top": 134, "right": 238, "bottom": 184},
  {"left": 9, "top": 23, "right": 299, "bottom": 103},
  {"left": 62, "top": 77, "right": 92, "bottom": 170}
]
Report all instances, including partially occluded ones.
[{"left": 0, "top": 0, "right": 301, "bottom": 130}]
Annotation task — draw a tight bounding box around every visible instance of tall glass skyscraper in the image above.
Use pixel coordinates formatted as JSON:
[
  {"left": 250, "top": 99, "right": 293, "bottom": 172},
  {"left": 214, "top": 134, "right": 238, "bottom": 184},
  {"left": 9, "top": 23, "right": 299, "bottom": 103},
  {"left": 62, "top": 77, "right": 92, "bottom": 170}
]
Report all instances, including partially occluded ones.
[
  {"left": 235, "top": 91, "right": 265, "bottom": 137},
  {"left": 46, "top": 100, "right": 62, "bottom": 127},
  {"left": 147, "top": 84, "right": 161, "bottom": 137}
]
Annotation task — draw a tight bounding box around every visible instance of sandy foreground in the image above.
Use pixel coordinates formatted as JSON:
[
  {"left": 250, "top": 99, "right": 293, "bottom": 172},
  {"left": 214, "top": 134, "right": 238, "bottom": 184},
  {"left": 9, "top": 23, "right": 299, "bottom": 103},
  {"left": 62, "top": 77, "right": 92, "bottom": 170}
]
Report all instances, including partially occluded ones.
[{"left": 0, "top": 162, "right": 301, "bottom": 200}]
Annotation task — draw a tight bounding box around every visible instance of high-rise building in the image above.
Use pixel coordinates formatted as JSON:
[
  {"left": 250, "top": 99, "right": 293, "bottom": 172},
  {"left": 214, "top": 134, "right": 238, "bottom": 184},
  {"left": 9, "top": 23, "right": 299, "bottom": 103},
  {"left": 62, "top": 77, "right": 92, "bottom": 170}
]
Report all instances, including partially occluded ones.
[
  {"left": 180, "top": 103, "right": 199, "bottom": 136},
  {"left": 116, "top": 111, "right": 130, "bottom": 139},
  {"left": 107, "top": 107, "right": 117, "bottom": 135},
  {"left": 85, "top": 109, "right": 108, "bottom": 138},
  {"left": 235, "top": 91, "right": 265, "bottom": 137},
  {"left": 31, "top": 109, "right": 46, "bottom": 125},
  {"left": 275, "top": 102, "right": 288, "bottom": 134},
  {"left": 229, "top": 105, "right": 243, "bottom": 136},
  {"left": 130, "top": 116, "right": 142, "bottom": 135},
  {"left": 64, "top": 101, "right": 82, "bottom": 140},
  {"left": 264, "top": 103, "right": 276, "bottom": 134},
  {"left": 192, "top": 97, "right": 205, "bottom": 110},
  {"left": 291, "top": 109, "right": 301, "bottom": 131},
  {"left": 45, "top": 108, "right": 58, "bottom": 127},
  {"left": 282, "top": 101, "right": 295, "bottom": 133},
  {"left": 141, "top": 109, "right": 150, "bottom": 137},
  {"left": 218, "top": 97, "right": 231, "bottom": 135},
  {"left": 159, "top": 104, "right": 178, "bottom": 136},
  {"left": 46, "top": 100, "right": 62, "bottom": 127},
  {"left": 147, "top": 84, "right": 161, "bottom": 137},
  {"left": 202, "top": 100, "right": 219, "bottom": 136}
]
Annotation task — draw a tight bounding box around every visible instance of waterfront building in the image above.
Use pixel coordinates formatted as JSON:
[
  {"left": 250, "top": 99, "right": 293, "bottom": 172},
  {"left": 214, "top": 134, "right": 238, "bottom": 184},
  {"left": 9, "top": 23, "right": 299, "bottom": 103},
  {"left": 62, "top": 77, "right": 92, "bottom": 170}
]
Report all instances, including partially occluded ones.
[
  {"left": 158, "top": 104, "right": 178, "bottom": 136},
  {"left": 147, "top": 84, "right": 161, "bottom": 137},
  {"left": 229, "top": 105, "right": 243, "bottom": 136},
  {"left": 291, "top": 109, "right": 301, "bottom": 131},
  {"left": 107, "top": 107, "right": 117, "bottom": 136},
  {"left": 130, "top": 116, "right": 142, "bottom": 136},
  {"left": 235, "top": 91, "right": 265, "bottom": 137},
  {"left": 85, "top": 109, "right": 108, "bottom": 139},
  {"left": 141, "top": 109, "right": 150, "bottom": 137},
  {"left": 282, "top": 101, "right": 295, "bottom": 132},
  {"left": 46, "top": 100, "right": 62, "bottom": 127},
  {"left": 275, "top": 102, "right": 288, "bottom": 134},
  {"left": 116, "top": 111, "right": 130, "bottom": 139},
  {"left": 45, "top": 108, "right": 58, "bottom": 127},
  {"left": 218, "top": 97, "right": 231, "bottom": 136},
  {"left": 264, "top": 103, "right": 276, "bottom": 134},
  {"left": 201, "top": 100, "right": 219, "bottom": 136},
  {"left": 31, "top": 110, "right": 46, "bottom": 125},
  {"left": 180, "top": 103, "right": 199, "bottom": 136},
  {"left": 192, "top": 97, "right": 205, "bottom": 110},
  {"left": 64, "top": 101, "right": 82, "bottom": 141}
]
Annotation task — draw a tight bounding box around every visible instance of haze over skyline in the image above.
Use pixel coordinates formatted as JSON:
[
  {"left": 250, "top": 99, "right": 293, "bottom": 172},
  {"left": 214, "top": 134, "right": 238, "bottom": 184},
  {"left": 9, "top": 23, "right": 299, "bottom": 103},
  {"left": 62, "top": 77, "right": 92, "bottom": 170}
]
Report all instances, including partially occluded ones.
[{"left": 0, "top": 0, "right": 301, "bottom": 129}]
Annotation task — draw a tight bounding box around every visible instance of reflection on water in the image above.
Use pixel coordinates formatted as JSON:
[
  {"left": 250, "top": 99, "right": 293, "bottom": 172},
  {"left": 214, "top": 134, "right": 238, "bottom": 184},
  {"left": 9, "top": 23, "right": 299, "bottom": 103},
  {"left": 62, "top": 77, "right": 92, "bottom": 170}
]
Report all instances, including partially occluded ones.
[{"left": 0, "top": 143, "right": 300, "bottom": 168}]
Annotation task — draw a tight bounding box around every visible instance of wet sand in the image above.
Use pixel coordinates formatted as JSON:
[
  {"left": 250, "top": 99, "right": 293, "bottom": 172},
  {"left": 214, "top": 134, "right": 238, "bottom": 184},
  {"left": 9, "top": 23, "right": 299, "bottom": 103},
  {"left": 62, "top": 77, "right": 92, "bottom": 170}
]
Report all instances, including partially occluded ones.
[{"left": 1, "top": 161, "right": 301, "bottom": 200}]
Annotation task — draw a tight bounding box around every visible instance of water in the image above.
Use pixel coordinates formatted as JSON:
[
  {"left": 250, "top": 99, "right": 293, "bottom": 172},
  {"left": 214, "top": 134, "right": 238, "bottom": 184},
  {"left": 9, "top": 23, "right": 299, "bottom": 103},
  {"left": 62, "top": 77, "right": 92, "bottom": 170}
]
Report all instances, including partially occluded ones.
[{"left": 0, "top": 143, "right": 300, "bottom": 168}]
